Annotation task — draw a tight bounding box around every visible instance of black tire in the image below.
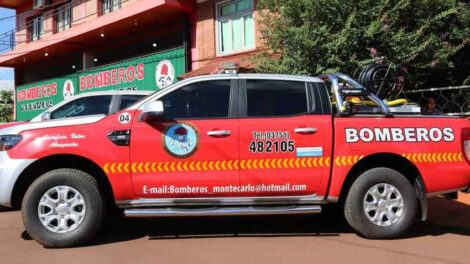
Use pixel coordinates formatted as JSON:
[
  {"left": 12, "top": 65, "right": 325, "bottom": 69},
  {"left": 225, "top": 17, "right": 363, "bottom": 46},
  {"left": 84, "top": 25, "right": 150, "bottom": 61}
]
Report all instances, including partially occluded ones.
[
  {"left": 22, "top": 169, "right": 105, "bottom": 248},
  {"left": 344, "top": 167, "right": 417, "bottom": 239}
]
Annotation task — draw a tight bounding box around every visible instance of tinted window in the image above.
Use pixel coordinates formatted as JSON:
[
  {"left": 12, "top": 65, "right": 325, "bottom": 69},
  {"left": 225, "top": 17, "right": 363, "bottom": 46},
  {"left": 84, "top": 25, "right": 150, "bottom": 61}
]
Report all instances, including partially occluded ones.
[
  {"left": 120, "top": 95, "right": 146, "bottom": 110},
  {"left": 50, "top": 96, "right": 112, "bottom": 119},
  {"left": 160, "top": 80, "right": 231, "bottom": 119},
  {"left": 246, "top": 80, "right": 308, "bottom": 117}
]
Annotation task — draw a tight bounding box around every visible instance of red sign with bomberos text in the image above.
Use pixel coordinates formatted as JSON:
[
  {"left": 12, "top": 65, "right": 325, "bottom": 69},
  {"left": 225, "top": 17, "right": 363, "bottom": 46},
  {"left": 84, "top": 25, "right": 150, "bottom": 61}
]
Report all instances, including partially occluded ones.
[
  {"left": 80, "top": 64, "right": 145, "bottom": 90},
  {"left": 17, "top": 82, "right": 57, "bottom": 102}
]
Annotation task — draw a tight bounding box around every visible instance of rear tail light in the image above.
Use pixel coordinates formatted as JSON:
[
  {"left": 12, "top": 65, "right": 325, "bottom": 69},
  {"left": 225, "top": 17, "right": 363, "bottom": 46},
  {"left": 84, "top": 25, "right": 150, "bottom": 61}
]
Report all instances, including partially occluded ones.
[{"left": 461, "top": 128, "right": 470, "bottom": 164}]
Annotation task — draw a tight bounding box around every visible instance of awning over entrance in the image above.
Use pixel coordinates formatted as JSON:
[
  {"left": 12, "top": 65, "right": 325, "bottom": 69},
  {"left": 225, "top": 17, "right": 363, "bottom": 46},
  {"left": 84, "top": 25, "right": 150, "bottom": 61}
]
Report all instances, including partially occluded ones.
[{"left": 180, "top": 50, "right": 260, "bottom": 79}]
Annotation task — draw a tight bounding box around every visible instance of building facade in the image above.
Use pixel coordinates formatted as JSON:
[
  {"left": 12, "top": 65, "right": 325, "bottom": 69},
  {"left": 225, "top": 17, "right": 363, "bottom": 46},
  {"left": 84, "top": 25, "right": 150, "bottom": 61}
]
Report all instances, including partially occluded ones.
[{"left": 0, "top": 0, "right": 261, "bottom": 120}]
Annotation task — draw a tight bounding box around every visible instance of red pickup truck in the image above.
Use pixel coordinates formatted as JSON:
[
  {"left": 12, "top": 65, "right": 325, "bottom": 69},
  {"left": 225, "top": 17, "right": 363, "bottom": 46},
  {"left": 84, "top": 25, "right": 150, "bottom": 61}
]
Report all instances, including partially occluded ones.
[{"left": 0, "top": 73, "right": 469, "bottom": 248}]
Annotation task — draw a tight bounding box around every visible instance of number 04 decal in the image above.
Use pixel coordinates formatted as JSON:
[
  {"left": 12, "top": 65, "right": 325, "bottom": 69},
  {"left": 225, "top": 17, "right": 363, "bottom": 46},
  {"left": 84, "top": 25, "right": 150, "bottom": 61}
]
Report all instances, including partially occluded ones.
[{"left": 118, "top": 112, "right": 132, "bottom": 124}]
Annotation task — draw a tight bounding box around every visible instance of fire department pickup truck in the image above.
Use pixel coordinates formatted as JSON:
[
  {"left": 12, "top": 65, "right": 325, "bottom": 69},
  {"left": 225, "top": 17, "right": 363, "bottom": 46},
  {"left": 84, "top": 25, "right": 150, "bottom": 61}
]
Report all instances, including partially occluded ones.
[{"left": 1, "top": 73, "right": 469, "bottom": 248}]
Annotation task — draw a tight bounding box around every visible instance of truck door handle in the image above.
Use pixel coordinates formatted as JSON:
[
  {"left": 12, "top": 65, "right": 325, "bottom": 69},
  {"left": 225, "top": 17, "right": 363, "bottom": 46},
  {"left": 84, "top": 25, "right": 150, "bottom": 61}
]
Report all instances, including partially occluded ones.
[
  {"left": 207, "top": 130, "right": 231, "bottom": 137},
  {"left": 294, "top": 127, "right": 318, "bottom": 134}
]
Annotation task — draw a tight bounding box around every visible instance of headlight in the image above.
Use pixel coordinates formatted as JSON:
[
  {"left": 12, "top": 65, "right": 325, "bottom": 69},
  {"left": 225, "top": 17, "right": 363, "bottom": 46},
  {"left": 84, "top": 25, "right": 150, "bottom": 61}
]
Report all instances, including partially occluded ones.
[{"left": 0, "top": 135, "right": 22, "bottom": 151}]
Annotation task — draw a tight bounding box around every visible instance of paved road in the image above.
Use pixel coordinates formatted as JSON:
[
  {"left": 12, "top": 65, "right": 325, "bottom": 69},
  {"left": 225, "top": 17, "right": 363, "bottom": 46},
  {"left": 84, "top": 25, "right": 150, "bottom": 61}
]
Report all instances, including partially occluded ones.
[{"left": 1, "top": 194, "right": 470, "bottom": 264}]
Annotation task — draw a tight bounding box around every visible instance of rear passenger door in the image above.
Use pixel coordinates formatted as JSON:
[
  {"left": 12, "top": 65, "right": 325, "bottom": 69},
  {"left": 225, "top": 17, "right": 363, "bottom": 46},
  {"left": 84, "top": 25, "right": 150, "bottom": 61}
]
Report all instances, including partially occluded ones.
[{"left": 238, "top": 79, "right": 331, "bottom": 196}]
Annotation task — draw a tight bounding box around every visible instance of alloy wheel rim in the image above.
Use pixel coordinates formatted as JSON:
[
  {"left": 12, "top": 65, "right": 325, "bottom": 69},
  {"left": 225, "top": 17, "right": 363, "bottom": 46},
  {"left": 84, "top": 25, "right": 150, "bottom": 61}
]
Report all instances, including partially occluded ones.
[
  {"left": 363, "top": 183, "right": 404, "bottom": 226},
  {"left": 37, "top": 186, "right": 86, "bottom": 233}
]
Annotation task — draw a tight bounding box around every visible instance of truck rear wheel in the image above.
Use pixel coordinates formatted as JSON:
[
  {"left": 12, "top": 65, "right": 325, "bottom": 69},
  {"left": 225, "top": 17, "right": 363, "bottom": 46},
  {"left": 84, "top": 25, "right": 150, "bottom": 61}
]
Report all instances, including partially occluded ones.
[
  {"left": 344, "top": 167, "right": 417, "bottom": 239},
  {"left": 22, "top": 169, "right": 105, "bottom": 248}
]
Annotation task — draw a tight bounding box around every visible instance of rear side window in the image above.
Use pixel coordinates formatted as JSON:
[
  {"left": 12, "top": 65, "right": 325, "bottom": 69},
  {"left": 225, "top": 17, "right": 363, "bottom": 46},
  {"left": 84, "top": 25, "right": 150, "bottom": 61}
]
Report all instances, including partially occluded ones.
[
  {"left": 120, "top": 95, "right": 146, "bottom": 110},
  {"left": 160, "top": 80, "right": 231, "bottom": 119},
  {"left": 50, "top": 95, "right": 112, "bottom": 119},
  {"left": 246, "top": 80, "right": 308, "bottom": 117}
]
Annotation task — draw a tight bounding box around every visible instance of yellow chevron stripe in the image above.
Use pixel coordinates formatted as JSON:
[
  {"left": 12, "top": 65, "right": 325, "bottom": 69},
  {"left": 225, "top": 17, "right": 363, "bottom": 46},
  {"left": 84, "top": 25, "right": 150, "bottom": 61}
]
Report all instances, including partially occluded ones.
[
  {"left": 116, "top": 163, "right": 123, "bottom": 173},
  {"left": 295, "top": 158, "right": 301, "bottom": 168},
  {"left": 110, "top": 163, "right": 116, "bottom": 173},
  {"left": 107, "top": 152, "right": 468, "bottom": 175},
  {"left": 312, "top": 157, "right": 318, "bottom": 167},
  {"left": 233, "top": 160, "right": 239, "bottom": 170},
  {"left": 240, "top": 160, "right": 245, "bottom": 170},
  {"left": 264, "top": 159, "right": 271, "bottom": 169},
  {"left": 270, "top": 159, "right": 276, "bottom": 169}
]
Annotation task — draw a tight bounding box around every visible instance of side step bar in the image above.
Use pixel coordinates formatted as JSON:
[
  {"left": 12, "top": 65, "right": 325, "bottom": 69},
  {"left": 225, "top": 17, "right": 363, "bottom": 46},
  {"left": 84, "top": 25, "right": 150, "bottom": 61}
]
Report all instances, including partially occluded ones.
[{"left": 124, "top": 205, "right": 322, "bottom": 217}]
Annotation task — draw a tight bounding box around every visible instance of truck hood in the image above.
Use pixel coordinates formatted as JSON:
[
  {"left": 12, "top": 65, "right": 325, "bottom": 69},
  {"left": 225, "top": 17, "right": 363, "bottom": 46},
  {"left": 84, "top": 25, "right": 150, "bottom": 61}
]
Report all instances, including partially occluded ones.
[
  {"left": 0, "top": 115, "right": 106, "bottom": 135},
  {"left": 0, "top": 122, "right": 27, "bottom": 130}
]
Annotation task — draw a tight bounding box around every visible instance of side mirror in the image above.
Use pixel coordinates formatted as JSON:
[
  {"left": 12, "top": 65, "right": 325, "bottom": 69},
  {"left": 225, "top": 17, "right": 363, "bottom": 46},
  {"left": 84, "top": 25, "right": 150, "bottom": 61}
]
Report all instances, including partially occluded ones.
[
  {"left": 41, "top": 112, "right": 51, "bottom": 121},
  {"left": 140, "top": 100, "right": 164, "bottom": 122}
]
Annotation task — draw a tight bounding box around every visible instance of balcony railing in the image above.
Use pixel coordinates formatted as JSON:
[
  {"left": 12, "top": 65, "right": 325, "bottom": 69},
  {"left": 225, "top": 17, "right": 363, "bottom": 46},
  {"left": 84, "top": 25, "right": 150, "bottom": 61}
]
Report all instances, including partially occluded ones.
[{"left": 0, "top": 0, "right": 129, "bottom": 53}]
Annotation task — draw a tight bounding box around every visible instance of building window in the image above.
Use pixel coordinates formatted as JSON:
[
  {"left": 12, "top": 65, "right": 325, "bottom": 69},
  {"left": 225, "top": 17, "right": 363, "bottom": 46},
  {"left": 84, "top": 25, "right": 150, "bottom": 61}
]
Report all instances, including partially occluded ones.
[
  {"left": 56, "top": 2, "right": 72, "bottom": 33},
  {"left": 101, "top": 0, "right": 123, "bottom": 15},
  {"left": 217, "top": 0, "right": 255, "bottom": 55},
  {"left": 29, "top": 15, "right": 45, "bottom": 41}
]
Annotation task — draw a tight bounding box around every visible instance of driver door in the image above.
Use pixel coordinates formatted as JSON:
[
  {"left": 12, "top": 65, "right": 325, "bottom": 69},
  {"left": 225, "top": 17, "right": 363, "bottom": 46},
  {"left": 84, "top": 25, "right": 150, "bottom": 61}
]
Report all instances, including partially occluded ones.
[{"left": 129, "top": 79, "right": 240, "bottom": 198}]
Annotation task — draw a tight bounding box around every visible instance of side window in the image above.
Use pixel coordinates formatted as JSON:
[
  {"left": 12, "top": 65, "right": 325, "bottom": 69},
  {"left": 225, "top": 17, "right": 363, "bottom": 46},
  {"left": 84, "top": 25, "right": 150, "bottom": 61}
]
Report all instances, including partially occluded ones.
[
  {"left": 217, "top": 0, "right": 255, "bottom": 54},
  {"left": 160, "top": 80, "right": 231, "bottom": 119},
  {"left": 28, "top": 15, "right": 44, "bottom": 41},
  {"left": 246, "top": 80, "right": 308, "bottom": 117},
  {"left": 56, "top": 2, "right": 72, "bottom": 33},
  {"left": 120, "top": 95, "right": 146, "bottom": 110},
  {"left": 50, "top": 96, "right": 112, "bottom": 119}
]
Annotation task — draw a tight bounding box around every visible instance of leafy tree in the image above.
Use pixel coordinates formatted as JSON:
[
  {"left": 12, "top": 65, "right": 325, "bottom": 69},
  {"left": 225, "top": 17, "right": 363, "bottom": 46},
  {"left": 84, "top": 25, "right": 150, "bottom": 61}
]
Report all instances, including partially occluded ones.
[
  {"left": 254, "top": 0, "right": 470, "bottom": 88},
  {"left": 0, "top": 90, "right": 13, "bottom": 122}
]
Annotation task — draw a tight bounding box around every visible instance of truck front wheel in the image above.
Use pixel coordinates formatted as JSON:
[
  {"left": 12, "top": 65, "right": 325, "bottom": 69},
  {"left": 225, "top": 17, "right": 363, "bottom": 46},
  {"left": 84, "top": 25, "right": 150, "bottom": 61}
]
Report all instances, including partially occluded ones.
[
  {"left": 22, "top": 169, "right": 105, "bottom": 248},
  {"left": 344, "top": 167, "right": 417, "bottom": 238}
]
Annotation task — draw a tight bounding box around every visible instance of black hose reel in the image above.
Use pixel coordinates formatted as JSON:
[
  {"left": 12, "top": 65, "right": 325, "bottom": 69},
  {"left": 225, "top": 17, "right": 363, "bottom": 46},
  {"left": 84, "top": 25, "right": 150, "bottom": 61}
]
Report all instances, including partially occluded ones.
[{"left": 354, "top": 63, "right": 404, "bottom": 99}]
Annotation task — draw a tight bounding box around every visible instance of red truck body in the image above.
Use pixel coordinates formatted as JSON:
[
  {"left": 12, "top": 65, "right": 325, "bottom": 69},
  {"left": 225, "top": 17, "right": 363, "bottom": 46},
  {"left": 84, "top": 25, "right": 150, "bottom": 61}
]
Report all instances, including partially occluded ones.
[{"left": 1, "top": 73, "right": 469, "bottom": 247}]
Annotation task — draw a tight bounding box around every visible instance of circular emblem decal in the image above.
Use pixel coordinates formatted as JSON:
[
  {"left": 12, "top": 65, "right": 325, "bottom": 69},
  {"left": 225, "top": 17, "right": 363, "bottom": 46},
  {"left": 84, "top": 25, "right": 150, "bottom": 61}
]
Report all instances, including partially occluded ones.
[
  {"left": 118, "top": 112, "right": 132, "bottom": 124},
  {"left": 155, "top": 60, "right": 175, "bottom": 89},
  {"left": 63, "top": 80, "right": 75, "bottom": 100},
  {"left": 162, "top": 123, "right": 200, "bottom": 158}
]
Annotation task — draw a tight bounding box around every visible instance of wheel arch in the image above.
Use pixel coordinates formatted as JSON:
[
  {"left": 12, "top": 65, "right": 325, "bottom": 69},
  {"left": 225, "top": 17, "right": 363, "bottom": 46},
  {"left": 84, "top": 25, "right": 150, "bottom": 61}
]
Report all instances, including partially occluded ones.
[
  {"left": 11, "top": 154, "right": 115, "bottom": 210},
  {"left": 336, "top": 152, "right": 428, "bottom": 220}
]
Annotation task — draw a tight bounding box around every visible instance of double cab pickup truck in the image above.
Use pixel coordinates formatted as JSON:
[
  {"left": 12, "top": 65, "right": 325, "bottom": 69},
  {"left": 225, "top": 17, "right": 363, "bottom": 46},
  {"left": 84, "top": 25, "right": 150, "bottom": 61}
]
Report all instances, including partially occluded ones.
[{"left": 0, "top": 73, "right": 469, "bottom": 247}]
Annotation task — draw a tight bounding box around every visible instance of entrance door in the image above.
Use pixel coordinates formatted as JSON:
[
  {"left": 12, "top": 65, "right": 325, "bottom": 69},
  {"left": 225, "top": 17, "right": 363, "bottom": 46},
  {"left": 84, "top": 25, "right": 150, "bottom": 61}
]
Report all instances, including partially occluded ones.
[
  {"left": 130, "top": 79, "right": 240, "bottom": 198},
  {"left": 238, "top": 79, "right": 331, "bottom": 196}
]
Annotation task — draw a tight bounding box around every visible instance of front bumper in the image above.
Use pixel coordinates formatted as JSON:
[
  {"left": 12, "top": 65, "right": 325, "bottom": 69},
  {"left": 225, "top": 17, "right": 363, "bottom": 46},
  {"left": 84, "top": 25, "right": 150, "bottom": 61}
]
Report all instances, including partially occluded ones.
[{"left": 0, "top": 152, "right": 35, "bottom": 207}]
